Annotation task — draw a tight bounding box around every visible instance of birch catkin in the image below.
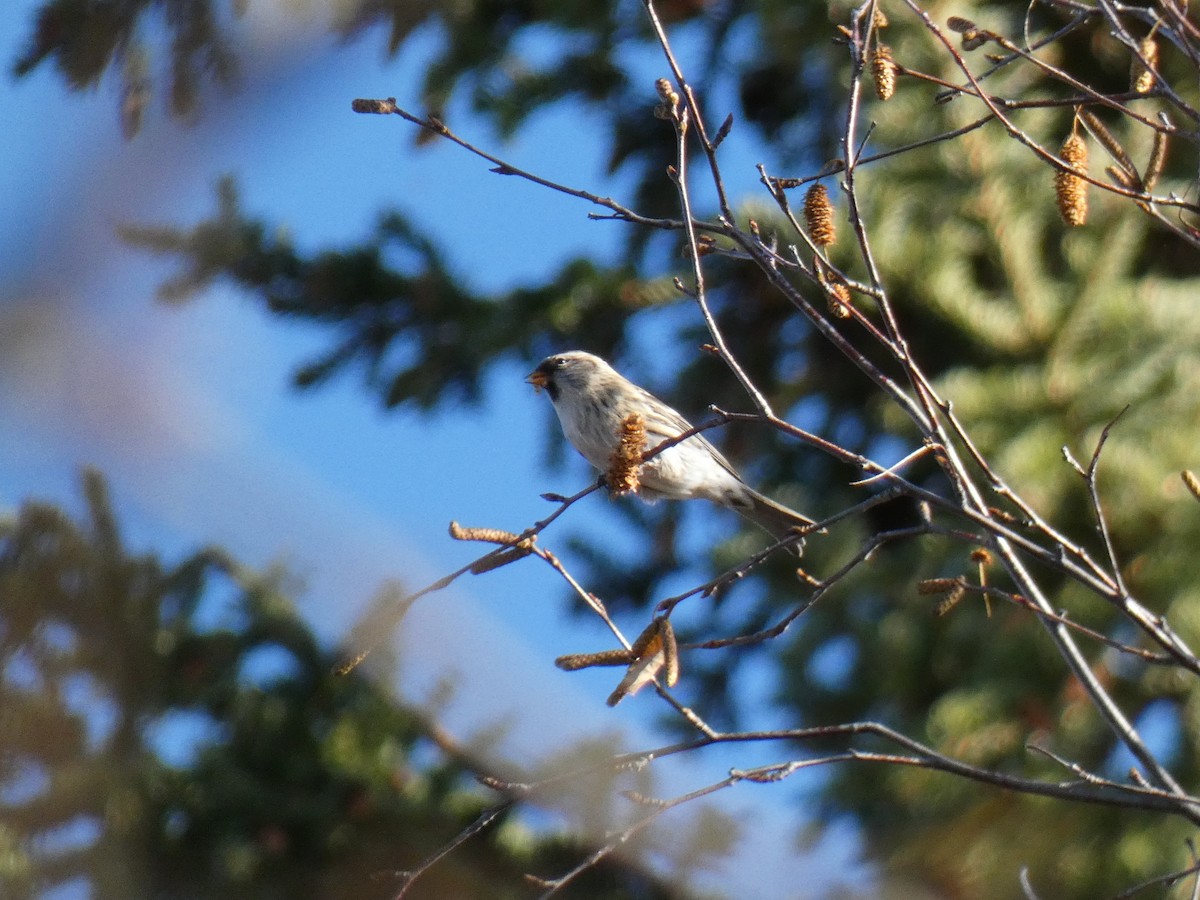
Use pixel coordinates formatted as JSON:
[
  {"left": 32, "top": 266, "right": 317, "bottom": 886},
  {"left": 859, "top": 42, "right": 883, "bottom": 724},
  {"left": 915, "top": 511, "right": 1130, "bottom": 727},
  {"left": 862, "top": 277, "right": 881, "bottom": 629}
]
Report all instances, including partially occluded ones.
[
  {"left": 871, "top": 45, "right": 897, "bottom": 101},
  {"left": 1055, "top": 133, "right": 1089, "bottom": 227},
  {"left": 804, "top": 183, "right": 836, "bottom": 246}
]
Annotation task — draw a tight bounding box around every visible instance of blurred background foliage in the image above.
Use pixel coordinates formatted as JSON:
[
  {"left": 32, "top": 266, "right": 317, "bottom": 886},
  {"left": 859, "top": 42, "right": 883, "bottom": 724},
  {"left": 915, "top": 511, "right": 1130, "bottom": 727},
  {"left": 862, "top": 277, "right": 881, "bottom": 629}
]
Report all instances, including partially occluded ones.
[
  {"left": 0, "top": 471, "right": 681, "bottom": 899},
  {"left": 11, "top": 0, "right": 1200, "bottom": 897}
]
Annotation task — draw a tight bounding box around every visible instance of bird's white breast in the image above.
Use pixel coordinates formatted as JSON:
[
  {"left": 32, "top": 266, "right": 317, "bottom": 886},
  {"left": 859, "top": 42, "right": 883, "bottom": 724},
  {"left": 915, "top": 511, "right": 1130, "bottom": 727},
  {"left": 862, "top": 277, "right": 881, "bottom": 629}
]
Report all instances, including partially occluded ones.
[{"left": 551, "top": 392, "right": 744, "bottom": 503}]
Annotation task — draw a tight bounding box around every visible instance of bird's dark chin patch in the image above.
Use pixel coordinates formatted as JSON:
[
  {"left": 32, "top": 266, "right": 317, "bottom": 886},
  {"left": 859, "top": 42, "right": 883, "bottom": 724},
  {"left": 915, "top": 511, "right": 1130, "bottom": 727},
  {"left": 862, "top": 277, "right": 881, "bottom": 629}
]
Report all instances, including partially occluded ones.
[{"left": 545, "top": 382, "right": 559, "bottom": 402}]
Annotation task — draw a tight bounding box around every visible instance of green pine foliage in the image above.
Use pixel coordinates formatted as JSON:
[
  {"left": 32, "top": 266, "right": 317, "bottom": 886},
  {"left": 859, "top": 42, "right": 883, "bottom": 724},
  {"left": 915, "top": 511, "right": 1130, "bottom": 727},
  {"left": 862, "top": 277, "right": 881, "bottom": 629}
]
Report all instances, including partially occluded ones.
[{"left": 0, "top": 473, "right": 676, "bottom": 899}]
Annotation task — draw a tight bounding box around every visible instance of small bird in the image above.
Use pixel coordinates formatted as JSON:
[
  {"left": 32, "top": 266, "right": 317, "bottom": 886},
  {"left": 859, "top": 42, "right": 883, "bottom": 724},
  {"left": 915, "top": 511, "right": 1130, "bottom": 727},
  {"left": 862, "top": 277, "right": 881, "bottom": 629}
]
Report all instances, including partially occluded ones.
[{"left": 527, "top": 351, "right": 814, "bottom": 553}]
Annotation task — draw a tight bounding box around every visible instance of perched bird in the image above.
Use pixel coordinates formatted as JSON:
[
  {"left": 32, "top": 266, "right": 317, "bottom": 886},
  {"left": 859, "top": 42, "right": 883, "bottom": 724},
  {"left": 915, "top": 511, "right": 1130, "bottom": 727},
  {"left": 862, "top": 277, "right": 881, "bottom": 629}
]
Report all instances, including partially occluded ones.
[{"left": 527, "top": 351, "right": 814, "bottom": 553}]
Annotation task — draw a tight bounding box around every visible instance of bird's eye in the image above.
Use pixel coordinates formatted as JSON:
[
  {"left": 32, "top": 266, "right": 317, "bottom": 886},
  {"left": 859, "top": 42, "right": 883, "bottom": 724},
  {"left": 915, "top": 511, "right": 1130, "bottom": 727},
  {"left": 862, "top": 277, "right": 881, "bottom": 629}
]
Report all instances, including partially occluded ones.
[{"left": 552, "top": 357, "right": 566, "bottom": 368}]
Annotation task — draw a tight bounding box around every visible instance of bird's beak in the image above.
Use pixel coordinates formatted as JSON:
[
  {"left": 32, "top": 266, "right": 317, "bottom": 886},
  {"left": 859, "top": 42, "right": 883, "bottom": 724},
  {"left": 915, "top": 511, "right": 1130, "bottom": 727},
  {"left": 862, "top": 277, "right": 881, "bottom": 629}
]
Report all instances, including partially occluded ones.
[{"left": 526, "top": 369, "right": 548, "bottom": 392}]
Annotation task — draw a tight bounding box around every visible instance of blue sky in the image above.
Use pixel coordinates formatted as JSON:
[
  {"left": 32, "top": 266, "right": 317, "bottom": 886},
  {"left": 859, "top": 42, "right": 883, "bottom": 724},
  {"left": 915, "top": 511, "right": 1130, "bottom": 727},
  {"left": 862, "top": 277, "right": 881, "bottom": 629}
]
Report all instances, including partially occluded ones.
[{"left": 0, "top": 3, "right": 868, "bottom": 896}]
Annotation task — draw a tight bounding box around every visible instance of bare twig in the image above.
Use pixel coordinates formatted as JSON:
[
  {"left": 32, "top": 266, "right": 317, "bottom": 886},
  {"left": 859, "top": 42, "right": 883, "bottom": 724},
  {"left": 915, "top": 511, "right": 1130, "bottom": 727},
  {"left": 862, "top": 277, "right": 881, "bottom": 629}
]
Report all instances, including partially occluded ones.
[
  {"left": 348, "top": 0, "right": 1200, "bottom": 889},
  {"left": 392, "top": 801, "right": 515, "bottom": 899}
]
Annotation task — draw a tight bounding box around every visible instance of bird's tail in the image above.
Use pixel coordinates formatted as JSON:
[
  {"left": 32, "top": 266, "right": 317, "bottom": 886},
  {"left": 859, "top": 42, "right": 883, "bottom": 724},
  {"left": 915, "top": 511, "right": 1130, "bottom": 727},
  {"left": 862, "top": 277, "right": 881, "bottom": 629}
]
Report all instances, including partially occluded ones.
[{"left": 738, "top": 489, "right": 816, "bottom": 555}]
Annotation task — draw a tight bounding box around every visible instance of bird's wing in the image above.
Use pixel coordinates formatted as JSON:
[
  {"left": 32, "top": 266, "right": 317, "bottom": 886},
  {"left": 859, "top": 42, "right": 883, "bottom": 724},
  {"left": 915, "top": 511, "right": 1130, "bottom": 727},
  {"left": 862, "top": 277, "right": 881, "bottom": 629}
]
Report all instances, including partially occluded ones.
[{"left": 633, "top": 385, "right": 744, "bottom": 482}]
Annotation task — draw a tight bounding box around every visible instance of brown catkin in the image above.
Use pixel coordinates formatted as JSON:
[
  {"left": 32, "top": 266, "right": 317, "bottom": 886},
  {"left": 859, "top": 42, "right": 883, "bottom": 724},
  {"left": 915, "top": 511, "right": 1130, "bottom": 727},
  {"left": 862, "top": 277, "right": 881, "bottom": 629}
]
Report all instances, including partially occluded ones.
[
  {"left": 960, "top": 30, "right": 988, "bottom": 51},
  {"left": 827, "top": 280, "right": 853, "bottom": 319},
  {"left": 815, "top": 260, "right": 852, "bottom": 318},
  {"left": 1055, "top": 133, "right": 1089, "bottom": 227},
  {"left": 918, "top": 577, "right": 964, "bottom": 595},
  {"left": 935, "top": 584, "right": 967, "bottom": 616},
  {"left": 947, "top": 17, "right": 990, "bottom": 51},
  {"left": 871, "top": 44, "right": 897, "bottom": 101},
  {"left": 468, "top": 546, "right": 533, "bottom": 574},
  {"left": 804, "top": 183, "right": 836, "bottom": 246},
  {"left": 555, "top": 649, "right": 632, "bottom": 671},
  {"left": 960, "top": 30, "right": 989, "bottom": 51},
  {"left": 449, "top": 521, "right": 523, "bottom": 544},
  {"left": 628, "top": 617, "right": 660, "bottom": 657},
  {"left": 1132, "top": 36, "right": 1159, "bottom": 94},
  {"left": 1144, "top": 130, "right": 1168, "bottom": 191},
  {"left": 1079, "top": 108, "right": 1136, "bottom": 177},
  {"left": 1105, "top": 165, "right": 1138, "bottom": 190},
  {"left": 607, "top": 413, "right": 647, "bottom": 495},
  {"left": 1183, "top": 470, "right": 1200, "bottom": 502},
  {"left": 658, "top": 618, "right": 679, "bottom": 687},
  {"left": 606, "top": 619, "right": 669, "bottom": 707},
  {"left": 351, "top": 98, "right": 395, "bottom": 115}
]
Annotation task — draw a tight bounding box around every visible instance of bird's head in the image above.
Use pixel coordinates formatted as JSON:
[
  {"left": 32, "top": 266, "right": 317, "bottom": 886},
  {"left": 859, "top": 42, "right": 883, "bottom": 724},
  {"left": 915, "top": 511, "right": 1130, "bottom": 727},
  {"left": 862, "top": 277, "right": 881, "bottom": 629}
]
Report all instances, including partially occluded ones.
[{"left": 526, "top": 351, "right": 612, "bottom": 402}]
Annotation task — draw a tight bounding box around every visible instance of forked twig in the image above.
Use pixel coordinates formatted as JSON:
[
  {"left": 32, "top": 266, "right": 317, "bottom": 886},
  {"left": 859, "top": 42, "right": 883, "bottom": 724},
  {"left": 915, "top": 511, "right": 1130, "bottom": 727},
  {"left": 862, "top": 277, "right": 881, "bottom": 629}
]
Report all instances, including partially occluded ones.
[{"left": 347, "top": 0, "right": 1200, "bottom": 890}]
